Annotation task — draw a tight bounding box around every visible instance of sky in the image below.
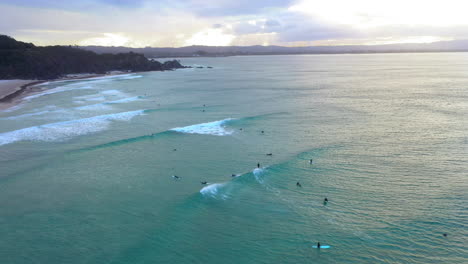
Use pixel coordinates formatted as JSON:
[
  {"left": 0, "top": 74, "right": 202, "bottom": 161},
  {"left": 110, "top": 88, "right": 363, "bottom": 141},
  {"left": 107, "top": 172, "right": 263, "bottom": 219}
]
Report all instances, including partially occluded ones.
[{"left": 1, "top": 0, "right": 468, "bottom": 47}]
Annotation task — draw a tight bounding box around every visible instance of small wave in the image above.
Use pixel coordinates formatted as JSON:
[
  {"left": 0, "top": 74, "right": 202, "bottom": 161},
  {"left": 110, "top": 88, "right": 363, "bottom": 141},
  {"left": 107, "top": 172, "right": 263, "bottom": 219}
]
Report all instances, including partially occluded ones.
[
  {"left": 73, "top": 89, "right": 129, "bottom": 104},
  {"left": 2, "top": 109, "right": 60, "bottom": 120},
  {"left": 253, "top": 167, "right": 266, "bottom": 183},
  {"left": 74, "top": 103, "right": 114, "bottom": 111},
  {"left": 3, "top": 95, "right": 142, "bottom": 120},
  {"left": 200, "top": 183, "right": 228, "bottom": 199},
  {"left": 25, "top": 74, "right": 142, "bottom": 102},
  {"left": 99, "top": 90, "right": 128, "bottom": 96},
  {"left": 106, "top": 96, "right": 144, "bottom": 104},
  {"left": 170, "top": 118, "right": 234, "bottom": 136},
  {"left": 0, "top": 110, "right": 145, "bottom": 146},
  {"left": 24, "top": 85, "right": 94, "bottom": 101},
  {"left": 36, "top": 74, "right": 142, "bottom": 87},
  {"left": 72, "top": 117, "right": 234, "bottom": 152},
  {"left": 74, "top": 96, "right": 143, "bottom": 111}
]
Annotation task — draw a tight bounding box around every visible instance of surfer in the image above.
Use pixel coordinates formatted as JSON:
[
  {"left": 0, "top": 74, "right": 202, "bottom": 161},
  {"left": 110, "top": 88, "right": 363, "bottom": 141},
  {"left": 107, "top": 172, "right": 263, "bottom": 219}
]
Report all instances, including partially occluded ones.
[
  {"left": 296, "top": 182, "right": 302, "bottom": 187},
  {"left": 257, "top": 163, "right": 260, "bottom": 168},
  {"left": 317, "top": 242, "right": 321, "bottom": 248},
  {"left": 172, "top": 175, "right": 180, "bottom": 180},
  {"left": 239, "top": 128, "right": 243, "bottom": 131},
  {"left": 323, "top": 198, "right": 328, "bottom": 205},
  {"left": 309, "top": 159, "right": 313, "bottom": 164},
  {"left": 266, "top": 153, "right": 273, "bottom": 156},
  {"left": 173, "top": 148, "right": 177, "bottom": 151},
  {"left": 261, "top": 130, "right": 264, "bottom": 134},
  {"left": 443, "top": 233, "right": 447, "bottom": 237},
  {"left": 201, "top": 181, "right": 208, "bottom": 185}
]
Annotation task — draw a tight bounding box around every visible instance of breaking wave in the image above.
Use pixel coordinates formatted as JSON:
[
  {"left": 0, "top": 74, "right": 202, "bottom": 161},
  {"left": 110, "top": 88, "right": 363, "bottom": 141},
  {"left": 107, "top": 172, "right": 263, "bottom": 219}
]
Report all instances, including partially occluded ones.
[
  {"left": 170, "top": 118, "right": 234, "bottom": 136},
  {"left": 0, "top": 110, "right": 146, "bottom": 146},
  {"left": 200, "top": 183, "right": 229, "bottom": 199}
]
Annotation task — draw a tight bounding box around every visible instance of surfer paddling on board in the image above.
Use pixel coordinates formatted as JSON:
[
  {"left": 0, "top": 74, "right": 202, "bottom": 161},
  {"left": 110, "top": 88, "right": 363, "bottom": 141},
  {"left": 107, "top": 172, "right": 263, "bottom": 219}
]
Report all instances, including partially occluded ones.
[
  {"left": 296, "top": 182, "right": 302, "bottom": 187},
  {"left": 257, "top": 163, "right": 260, "bottom": 168}
]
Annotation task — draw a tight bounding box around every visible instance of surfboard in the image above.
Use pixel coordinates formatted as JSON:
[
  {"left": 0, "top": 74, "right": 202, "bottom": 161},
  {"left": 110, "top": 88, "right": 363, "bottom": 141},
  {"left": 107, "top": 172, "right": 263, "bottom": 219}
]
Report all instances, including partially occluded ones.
[{"left": 312, "top": 245, "right": 331, "bottom": 249}]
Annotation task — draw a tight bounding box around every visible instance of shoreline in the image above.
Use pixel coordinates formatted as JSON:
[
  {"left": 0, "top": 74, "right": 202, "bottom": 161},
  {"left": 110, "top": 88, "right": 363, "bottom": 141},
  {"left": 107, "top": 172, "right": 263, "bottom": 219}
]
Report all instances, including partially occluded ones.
[{"left": 0, "top": 73, "right": 129, "bottom": 111}]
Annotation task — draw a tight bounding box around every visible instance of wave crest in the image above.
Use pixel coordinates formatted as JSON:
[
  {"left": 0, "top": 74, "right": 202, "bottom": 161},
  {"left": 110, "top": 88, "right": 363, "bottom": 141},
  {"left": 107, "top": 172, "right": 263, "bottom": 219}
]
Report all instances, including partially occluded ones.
[
  {"left": 170, "top": 118, "right": 234, "bottom": 136},
  {"left": 0, "top": 110, "right": 145, "bottom": 146}
]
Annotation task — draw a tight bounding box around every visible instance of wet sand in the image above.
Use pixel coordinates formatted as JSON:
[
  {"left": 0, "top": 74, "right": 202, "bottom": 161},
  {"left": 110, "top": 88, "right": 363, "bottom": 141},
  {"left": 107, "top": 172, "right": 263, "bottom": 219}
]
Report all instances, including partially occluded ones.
[
  {"left": 0, "top": 74, "right": 108, "bottom": 111},
  {"left": 0, "top": 80, "right": 36, "bottom": 100}
]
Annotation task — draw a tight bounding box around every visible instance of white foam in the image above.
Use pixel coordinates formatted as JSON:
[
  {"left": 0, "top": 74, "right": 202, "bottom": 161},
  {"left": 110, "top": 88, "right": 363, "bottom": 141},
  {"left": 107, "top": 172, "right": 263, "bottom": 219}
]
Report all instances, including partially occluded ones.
[
  {"left": 0, "top": 110, "right": 145, "bottom": 146},
  {"left": 74, "top": 103, "right": 113, "bottom": 111},
  {"left": 200, "top": 183, "right": 228, "bottom": 199},
  {"left": 2, "top": 103, "right": 24, "bottom": 112},
  {"left": 106, "top": 96, "right": 142, "bottom": 104},
  {"left": 2, "top": 110, "right": 57, "bottom": 120},
  {"left": 253, "top": 168, "right": 265, "bottom": 183},
  {"left": 100, "top": 90, "right": 128, "bottom": 96},
  {"left": 170, "top": 118, "right": 233, "bottom": 136},
  {"left": 74, "top": 96, "right": 142, "bottom": 111},
  {"left": 4, "top": 95, "right": 142, "bottom": 120},
  {"left": 72, "top": 89, "right": 128, "bottom": 104},
  {"left": 23, "top": 85, "right": 94, "bottom": 101},
  {"left": 25, "top": 74, "right": 142, "bottom": 102},
  {"left": 36, "top": 74, "right": 142, "bottom": 87}
]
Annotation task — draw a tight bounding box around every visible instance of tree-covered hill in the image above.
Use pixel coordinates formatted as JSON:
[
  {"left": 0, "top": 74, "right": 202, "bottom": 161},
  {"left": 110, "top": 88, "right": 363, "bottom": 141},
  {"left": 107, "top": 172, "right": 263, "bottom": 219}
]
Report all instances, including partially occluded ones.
[{"left": 0, "top": 35, "right": 186, "bottom": 79}]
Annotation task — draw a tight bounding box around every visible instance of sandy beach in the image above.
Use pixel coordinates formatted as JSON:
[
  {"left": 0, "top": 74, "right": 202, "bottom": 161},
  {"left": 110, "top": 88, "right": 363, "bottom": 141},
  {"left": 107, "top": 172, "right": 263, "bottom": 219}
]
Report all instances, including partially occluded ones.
[
  {"left": 0, "top": 74, "right": 123, "bottom": 111},
  {"left": 0, "top": 80, "right": 36, "bottom": 100},
  {"left": 0, "top": 80, "right": 43, "bottom": 111}
]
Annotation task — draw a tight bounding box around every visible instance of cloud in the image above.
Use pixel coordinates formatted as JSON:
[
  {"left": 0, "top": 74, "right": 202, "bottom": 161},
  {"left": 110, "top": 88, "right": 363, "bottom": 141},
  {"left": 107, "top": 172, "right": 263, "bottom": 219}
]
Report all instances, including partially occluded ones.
[
  {"left": 183, "top": 0, "right": 295, "bottom": 16},
  {"left": 184, "top": 28, "right": 235, "bottom": 46},
  {"left": 1, "top": 0, "right": 468, "bottom": 47}
]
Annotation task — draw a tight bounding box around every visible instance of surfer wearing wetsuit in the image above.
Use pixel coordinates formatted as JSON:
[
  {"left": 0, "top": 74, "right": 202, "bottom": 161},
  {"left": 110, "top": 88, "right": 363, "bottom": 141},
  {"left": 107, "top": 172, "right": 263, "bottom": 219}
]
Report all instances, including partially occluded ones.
[
  {"left": 309, "top": 159, "right": 313, "bottom": 164},
  {"left": 257, "top": 163, "right": 260, "bottom": 168},
  {"left": 201, "top": 181, "right": 208, "bottom": 185},
  {"left": 296, "top": 182, "right": 302, "bottom": 187},
  {"left": 317, "top": 242, "right": 321, "bottom": 248}
]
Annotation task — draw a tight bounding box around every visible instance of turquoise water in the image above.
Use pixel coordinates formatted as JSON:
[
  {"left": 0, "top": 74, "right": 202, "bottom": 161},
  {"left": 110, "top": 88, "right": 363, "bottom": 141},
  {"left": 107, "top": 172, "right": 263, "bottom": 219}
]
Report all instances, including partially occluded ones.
[{"left": 0, "top": 54, "right": 467, "bottom": 263}]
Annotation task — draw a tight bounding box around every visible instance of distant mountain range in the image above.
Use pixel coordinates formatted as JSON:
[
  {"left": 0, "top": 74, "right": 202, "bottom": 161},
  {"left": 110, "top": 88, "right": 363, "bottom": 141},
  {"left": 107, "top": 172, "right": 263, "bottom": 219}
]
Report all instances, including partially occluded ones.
[{"left": 80, "top": 40, "right": 468, "bottom": 58}]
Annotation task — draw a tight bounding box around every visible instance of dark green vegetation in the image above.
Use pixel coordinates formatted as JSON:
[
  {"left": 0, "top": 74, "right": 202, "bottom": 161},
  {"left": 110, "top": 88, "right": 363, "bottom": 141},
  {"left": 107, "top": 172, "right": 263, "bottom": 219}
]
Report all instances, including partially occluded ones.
[{"left": 0, "top": 35, "right": 186, "bottom": 79}]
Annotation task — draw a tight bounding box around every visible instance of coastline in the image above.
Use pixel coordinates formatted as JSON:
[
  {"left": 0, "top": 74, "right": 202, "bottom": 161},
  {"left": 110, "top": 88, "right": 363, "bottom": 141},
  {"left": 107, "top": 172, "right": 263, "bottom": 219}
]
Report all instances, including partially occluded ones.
[{"left": 0, "top": 73, "right": 125, "bottom": 111}]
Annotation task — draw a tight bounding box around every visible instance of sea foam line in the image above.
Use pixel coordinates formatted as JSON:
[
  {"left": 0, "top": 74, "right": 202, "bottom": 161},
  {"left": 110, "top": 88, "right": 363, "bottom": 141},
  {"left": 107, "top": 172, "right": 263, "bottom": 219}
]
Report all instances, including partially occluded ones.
[
  {"left": 25, "top": 74, "right": 142, "bottom": 101},
  {"left": 170, "top": 118, "right": 234, "bottom": 136},
  {"left": 0, "top": 110, "right": 146, "bottom": 146},
  {"left": 37, "top": 74, "right": 142, "bottom": 86},
  {"left": 3, "top": 95, "right": 144, "bottom": 120}
]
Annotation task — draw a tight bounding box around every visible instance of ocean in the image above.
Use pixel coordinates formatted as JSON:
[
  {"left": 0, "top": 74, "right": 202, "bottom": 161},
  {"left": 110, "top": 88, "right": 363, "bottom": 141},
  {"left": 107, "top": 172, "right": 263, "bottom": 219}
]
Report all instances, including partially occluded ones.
[{"left": 0, "top": 53, "right": 466, "bottom": 263}]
